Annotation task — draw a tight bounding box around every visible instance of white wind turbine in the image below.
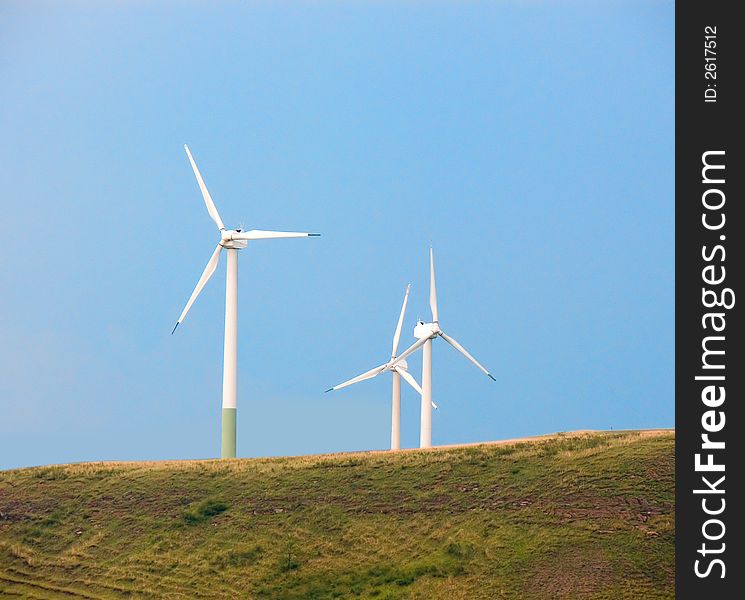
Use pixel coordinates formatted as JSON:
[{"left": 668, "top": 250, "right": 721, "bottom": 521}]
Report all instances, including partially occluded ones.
[
  {"left": 325, "top": 284, "right": 436, "bottom": 450},
  {"left": 391, "top": 248, "right": 495, "bottom": 448},
  {"left": 172, "top": 144, "right": 318, "bottom": 458}
]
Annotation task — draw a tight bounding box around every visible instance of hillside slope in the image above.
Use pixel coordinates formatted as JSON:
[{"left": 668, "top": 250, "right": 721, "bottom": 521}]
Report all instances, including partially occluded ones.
[{"left": 0, "top": 431, "right": 674, "bottom": 599}]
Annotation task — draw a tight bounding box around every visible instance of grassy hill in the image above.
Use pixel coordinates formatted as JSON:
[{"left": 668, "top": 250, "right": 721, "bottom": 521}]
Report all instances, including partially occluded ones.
[{"left": 0, "top": 431, "right": 674, "bottom": 599}]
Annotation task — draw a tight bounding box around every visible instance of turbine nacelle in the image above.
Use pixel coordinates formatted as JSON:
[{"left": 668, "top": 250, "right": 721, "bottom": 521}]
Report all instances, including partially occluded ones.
[
  {"left": 414, "top": 320, "right": 440, "bottom": 339},
  {"left": 220, "top": 230, "right": 249, "bottom": 249},
  {"left": 388, "top": 358, "right": 409, "bottom": 372}
]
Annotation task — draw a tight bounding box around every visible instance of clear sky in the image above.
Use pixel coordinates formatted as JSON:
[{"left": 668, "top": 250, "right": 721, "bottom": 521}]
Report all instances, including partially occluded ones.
[{"left": 0, "top": 1, "right": 673, "bottom": 469}]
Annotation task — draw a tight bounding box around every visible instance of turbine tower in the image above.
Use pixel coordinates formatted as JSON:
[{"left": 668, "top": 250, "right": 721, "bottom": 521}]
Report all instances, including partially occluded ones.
[
  {"left": 325, "top": 284, "right": 436, "bottom": 450},
  {"left": 173, "top": 145, "right": 318, "bottom": 458},
  {"left": 392, "top": 248, "right": 495, "bottom": 448}
]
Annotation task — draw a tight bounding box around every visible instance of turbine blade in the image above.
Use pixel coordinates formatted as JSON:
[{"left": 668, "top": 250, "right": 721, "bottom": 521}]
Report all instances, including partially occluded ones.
[
  {"left": 395, "top": 367, "right": 435, "bottom": 407},
  {"left": 184, "top": 145, "right": 225, "bottom": 230},
  {"left": 391, "top": 335, "right": 428, "bottom": 366},
  {"left": 172, "top": 244, "right": 223, "bottom": 332},
  {"left": 231, "top": 230, "right": 319, "bottom": 240},
  {"left": 391, "top": 284, "right": 411, "bottom": 359},
  {"left": 326, "top": 362, "right": 388, "bottom": 392},
  {"left": 439, "top": 332, "right": 495, "bottom": 380},
  {"left": 429, "top": 247, "right": 439, "bottom": 322},
  {"left": 395, "top": 366, "right": 422, "bottom": 395}
]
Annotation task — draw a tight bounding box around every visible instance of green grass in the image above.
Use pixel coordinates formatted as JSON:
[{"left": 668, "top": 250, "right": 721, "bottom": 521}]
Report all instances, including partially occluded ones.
[{"left": 0, "top": 430, "right": 674, "bottom": 599}]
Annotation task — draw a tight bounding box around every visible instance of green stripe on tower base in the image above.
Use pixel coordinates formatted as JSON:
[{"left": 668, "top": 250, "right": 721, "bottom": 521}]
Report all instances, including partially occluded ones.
[{"left": 221, "top": 407, "right": 237, "bottom": 459}]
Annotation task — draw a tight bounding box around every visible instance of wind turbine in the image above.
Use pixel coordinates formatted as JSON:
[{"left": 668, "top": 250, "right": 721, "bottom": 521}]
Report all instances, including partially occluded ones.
[
  {"left": 391, "top": 248, "right": 495, "bottom": 448},
  {"left": 172, "top": 144, "right": 319, "bottom": 459},
  {"left": 325, "top": 284, "right": 436, "bottom": 450}
]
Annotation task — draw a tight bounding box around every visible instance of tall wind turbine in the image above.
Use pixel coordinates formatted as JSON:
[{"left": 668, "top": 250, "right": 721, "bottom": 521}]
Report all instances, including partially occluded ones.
[
  {"left": 325, "top": 284, "right": 436, "bottom": 450},
  {"left": 392, "top": 248, "right": 495, "bottom": 448},
  {"left": 172, "top": 144, "right": 319, "bottom": 458}
]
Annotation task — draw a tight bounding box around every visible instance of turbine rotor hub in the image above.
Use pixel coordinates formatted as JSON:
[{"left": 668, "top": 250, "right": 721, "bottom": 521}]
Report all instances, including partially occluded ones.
[
  {"left": 220, "top": 229, "right": 248, "bottom": 249},
  {"left": 390, "top": 359, "right": 408, "bottom": 371},
  {"left": 414, "top": 321, "right": 439, "bottom": 339}
]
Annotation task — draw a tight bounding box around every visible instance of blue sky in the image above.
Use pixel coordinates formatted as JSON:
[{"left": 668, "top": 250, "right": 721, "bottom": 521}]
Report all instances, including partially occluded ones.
[{"left": 0, "top": 1, "right": 673, "bottom": 469}]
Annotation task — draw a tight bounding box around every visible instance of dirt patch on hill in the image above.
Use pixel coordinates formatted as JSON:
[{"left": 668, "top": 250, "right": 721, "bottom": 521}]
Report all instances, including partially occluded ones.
[{"left": 524, "top": 547, "right": 618, "bottom": 599}]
